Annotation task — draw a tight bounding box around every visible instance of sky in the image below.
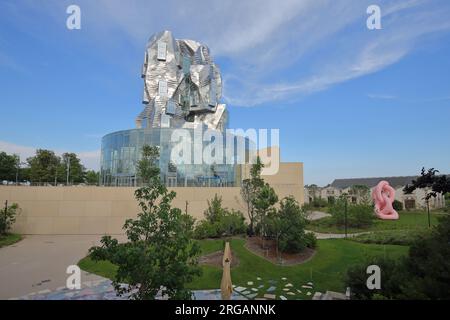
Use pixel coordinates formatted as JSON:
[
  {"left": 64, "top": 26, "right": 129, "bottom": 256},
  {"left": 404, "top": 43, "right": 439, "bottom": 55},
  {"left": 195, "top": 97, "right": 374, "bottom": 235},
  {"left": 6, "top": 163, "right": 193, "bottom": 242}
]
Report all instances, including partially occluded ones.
[{"left": 0, "top": 0, "right": 449, "bottom": 186}]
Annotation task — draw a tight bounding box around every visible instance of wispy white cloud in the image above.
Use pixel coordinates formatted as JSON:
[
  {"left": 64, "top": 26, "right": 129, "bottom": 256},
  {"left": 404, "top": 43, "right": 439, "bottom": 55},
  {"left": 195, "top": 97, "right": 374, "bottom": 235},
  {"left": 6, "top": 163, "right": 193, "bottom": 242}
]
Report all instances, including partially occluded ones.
[{"left": 0, "top": 140, "right": 100, "bottom": 170}]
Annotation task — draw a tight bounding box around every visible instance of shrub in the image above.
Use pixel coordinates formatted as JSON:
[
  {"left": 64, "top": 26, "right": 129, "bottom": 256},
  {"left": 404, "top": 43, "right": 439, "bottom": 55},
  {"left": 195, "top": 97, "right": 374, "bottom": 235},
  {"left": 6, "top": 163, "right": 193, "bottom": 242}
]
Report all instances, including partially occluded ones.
[
  {"left": 345, "top": 256, "right": 405, "bottom": 300},
  {"left": 0, "top": 203, "right": 20, "bottom": 235},
  {"left": 330, "top": 199, "right": 374, "bottom": 228},
  {"left": 266, "top": 196, "right": 312, "bottom": 254},
  {"left": 351, "top": 229, "right": 430, "bottom": 246},
  {"left": 304, "top": 232, "right": 317, "bottom": 249},
  {"left": 193, "top": 221, "right": 220, "bottom": 239},
  {"left": 194, "top": 195, "right": 247, "bottom": 239},
  {"left": 393, "top": 200, "right": 403, "bottom": 212},
  {"left": 218, "top": 210, "right": 247, "bottom": 236}
]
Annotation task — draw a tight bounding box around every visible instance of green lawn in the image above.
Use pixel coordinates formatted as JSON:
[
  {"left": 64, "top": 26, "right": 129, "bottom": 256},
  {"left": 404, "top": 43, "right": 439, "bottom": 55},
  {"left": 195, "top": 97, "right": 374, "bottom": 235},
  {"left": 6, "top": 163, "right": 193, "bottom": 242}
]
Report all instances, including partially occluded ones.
[
  {"left": 78, "top": 238, "right": 408, "bottom": 300},
  {"left": 307, "top": 210, "right": 444, "bottom": 234},
  {"left": 0, "top": 233, "right": 22, "bottom": 248}
]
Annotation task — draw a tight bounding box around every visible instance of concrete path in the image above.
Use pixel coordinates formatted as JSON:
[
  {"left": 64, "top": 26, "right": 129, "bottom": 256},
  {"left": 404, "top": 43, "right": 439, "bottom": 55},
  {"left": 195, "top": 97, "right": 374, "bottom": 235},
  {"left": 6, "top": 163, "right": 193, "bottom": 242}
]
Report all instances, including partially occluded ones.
[
  {"left": 0, "top": 235, "right": 125, "bottom": 299},
  {"left": 307, "top": 211, "right": 331, "bottom": 221},
  {"left": 306, "top": 230, "right": 371, "bottom": 239}
]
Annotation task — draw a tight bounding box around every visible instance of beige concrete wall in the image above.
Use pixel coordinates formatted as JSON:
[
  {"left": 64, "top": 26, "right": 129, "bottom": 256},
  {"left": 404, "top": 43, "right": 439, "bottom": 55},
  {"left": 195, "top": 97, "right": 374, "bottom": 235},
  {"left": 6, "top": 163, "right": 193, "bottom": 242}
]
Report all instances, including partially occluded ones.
[{"left": 1, "top": 162, "right": 303, "bottom": 235}]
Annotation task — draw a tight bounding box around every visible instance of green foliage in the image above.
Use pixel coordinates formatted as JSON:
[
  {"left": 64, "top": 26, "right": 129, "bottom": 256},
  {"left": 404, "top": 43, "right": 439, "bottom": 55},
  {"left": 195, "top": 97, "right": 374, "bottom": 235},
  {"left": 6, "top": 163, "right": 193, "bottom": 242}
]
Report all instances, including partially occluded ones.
[
  {"left": 404, "top": 167, "right": 450, "bottom": 200},
  {"left": 266, "top": 196, "right": 314, "bottom": 254},
  {"left": 204, "top": 194, "right": 226, "bottom": 224},
  {"left": 347, "top": 214, "right": 450, "bottom": 300},
  {"left": 59, "top": 153, "right": 85, "bottom": 184},
  {"left": 136, "top": 145, "right": 160, "bottom": 185},
  {"left": 304, "top": 232, "right": 318, "bottom": 249},
  {"left": 0, "top": 233, "right": 22, "bottom": 248},
  {"left": 351, "top": 229, "right": 430, "bottom": 246},
  {"left": 194, "top": 194, "right": 247, "bottom": 239},
  {"left": 0, "top": 152, "right": 19, "bottom": 182},
  {"left": 393, "top": 199, "right": 403, "bottom": 211},
  {"left": 84, "top": 170, "right": 99, "bottom": 185},
  {"left": 0, "top": 202, "right": 20, "bottom": 235},
  {"left": 240, "top": 157, "right": 265, "bottom": 235},
  {"left": 345, "top": 256, "right": 406, "bottom": 300},
  {"left": 27, "top": 149, "right": 60, "bottom": 184},
  {"left": 329, "top": 198, "right": 374, "bottom": 228},
  {"left": 88, "top": 146, "right": 200, "bottom": 300}
]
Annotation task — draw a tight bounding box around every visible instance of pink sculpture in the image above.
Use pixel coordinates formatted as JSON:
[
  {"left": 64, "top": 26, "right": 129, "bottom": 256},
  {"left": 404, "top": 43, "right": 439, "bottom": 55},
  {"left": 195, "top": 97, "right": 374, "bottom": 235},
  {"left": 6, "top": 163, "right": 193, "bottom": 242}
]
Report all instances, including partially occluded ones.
[{"left": 372, "top": 181, "right": 399, "bottom": 220}]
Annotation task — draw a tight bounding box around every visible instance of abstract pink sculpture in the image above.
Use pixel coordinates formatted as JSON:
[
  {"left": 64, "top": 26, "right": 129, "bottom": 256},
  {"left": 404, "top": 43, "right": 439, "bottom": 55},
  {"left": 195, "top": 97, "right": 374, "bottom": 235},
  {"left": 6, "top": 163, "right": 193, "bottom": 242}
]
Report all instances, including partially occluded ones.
[{"left": 372, "top": 181, "right": 399, "bottom": 220}]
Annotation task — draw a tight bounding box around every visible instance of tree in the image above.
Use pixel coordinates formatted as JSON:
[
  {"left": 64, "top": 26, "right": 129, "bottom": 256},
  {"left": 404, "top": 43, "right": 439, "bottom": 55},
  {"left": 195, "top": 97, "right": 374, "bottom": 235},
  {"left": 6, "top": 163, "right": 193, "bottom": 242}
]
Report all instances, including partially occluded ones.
[
  {"left": 404, "top": 167, "right": 450, "bottom": 227},
  {"left": 0, "top": 202, "right": 20, "bottom": 235},
  {"left": 204, "top": 194, "right": 226, "bottom": 224},
  {"left": 276, "top": 196, "right": 310, "bottom": 253},
  {"left": 89, "top": 146, "right": 200, "bottom": 300},
  {"left": 254, "top": 183, "right": 278, "bottom": 248},
  {"left": 85, "top": 170, "right": 99, "bottom": 185},
  {"left": 59, "top": 153, "right": 85, "bottom": 184},
  {"left": 0, "top": 152, "right": 19, "bottom": 182},
  {"left": 136, "top": 145, "right": 160, "bottom": 185},
  {"left": 240, "top": 157, "right": 265, "bottom": 235},
  {"left": 27, "top": 149, "right": 60, "bottom": 184}
]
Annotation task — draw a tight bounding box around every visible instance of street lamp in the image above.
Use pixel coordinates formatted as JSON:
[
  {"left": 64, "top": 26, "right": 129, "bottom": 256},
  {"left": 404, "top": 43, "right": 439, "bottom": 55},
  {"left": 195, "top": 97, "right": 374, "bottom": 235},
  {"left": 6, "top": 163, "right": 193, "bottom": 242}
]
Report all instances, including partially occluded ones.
[{"left": 66, "top": 156, "right": 71, "bottom": 186}]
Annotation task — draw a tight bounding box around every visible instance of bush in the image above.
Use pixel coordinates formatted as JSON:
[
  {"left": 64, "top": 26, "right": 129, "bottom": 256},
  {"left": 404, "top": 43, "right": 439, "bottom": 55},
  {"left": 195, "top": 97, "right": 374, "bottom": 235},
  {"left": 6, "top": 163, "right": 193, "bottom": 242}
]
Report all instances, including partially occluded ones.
[
  {"left": 330, "top": 199, "right": 374, "bottom": 228},
  {"left": 194, "top": 195, "right": 247, "bottom": 239},
  {"left": 266, "top": 196, "right": 313, "bottom": 254},
  {"left": 393, "top": 200, "right": 403, "bottom": 212},
  {"left": 345, "top": 256, "right": 405, "bottom": 300},
  {"left": 193, "top": 221, "right": 221, "bottom": 239},
  {"left": 351, "top": 229, "right": 430, "bottom": 246},
  {"left": 0, "top": 203, "right": 20, "bottom": 235},
  {"left": 304, "top": 232, "right": 317, "bottom": 249}
]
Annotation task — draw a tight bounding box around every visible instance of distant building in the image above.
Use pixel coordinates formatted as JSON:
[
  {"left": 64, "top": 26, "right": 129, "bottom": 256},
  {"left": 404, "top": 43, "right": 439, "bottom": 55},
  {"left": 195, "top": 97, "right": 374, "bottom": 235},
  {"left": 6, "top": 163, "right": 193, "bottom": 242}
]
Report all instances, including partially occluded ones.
[{"left": 305, "top": 176, "right": 446, "bottom": 210}]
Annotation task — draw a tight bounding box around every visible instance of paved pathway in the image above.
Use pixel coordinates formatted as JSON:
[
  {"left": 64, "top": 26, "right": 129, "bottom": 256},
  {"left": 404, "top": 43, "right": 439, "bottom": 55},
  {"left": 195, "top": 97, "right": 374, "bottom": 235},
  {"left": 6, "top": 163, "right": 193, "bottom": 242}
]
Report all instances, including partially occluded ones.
[
  {"left": 0, "top": 235, "right": 125, "bottom": 299},
  {"left": 10, "top": 279, "right": 247, "bottom": 300},
  {"left": 307, "top": 211, "right": 331, "bottom": 221}
]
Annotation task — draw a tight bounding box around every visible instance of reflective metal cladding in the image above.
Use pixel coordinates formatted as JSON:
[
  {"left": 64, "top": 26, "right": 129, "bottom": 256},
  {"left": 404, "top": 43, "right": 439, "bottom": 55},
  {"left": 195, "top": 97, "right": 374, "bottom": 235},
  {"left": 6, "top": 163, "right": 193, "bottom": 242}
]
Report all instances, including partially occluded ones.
[{"left": 136, "top": 30, "right": 228, "bottom": 132}]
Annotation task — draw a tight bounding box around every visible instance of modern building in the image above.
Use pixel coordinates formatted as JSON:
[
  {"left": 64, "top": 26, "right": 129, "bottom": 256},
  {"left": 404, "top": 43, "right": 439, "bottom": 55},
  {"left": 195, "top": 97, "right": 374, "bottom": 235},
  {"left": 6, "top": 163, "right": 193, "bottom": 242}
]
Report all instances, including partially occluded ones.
[{"left": 100, "top": 30, "right": 251, "bottom": 187}]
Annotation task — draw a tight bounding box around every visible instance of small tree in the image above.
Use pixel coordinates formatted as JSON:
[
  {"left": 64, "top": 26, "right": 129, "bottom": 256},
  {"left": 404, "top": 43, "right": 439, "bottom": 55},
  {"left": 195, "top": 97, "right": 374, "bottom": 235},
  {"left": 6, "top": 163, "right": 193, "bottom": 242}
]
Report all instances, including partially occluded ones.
[
  {"left": 404, "top": 167, "right": 450, "bottom": 227},
  {"left": 204, "top": 194, "right": 226, "bottom": 224},
  {"left": 85, "top": 170, "right": 99, "bottom": 185},
  {"left": 253, "top": 183, "right": 278, "bottom": 248},
  {"left": 0, "top": 202, "right": 20, "bottom": 235},
  {"left": 89, "top": 146, "right": 200, "bottom": 300},
  {"left": 241, "top": 157, "right": 265, "bottom": 235},
  {"left": 136, "top": 145, "right": 160, "bottom": 185}
]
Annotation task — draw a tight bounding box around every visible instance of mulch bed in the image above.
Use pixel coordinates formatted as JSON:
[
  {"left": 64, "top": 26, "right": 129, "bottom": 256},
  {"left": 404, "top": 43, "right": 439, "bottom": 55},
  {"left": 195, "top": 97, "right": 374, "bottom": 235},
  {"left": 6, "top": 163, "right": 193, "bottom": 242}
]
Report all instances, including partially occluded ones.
[
  {"left": 199, "top": 250, "right": 240, "bottom": 268},
  {"left": 245, "top": 237, "right": 316, "bottom": 266}
]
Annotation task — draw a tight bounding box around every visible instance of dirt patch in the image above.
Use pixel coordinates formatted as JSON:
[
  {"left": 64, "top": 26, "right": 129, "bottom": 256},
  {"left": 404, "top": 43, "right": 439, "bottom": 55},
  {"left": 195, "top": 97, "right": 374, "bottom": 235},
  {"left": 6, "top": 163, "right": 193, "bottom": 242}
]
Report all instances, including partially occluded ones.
[
  {"left": 199, "top": 250, "right": 239, "bottom": 268},
  {"left": 245, "top": 237, "right": 316, "bottom": 266}
]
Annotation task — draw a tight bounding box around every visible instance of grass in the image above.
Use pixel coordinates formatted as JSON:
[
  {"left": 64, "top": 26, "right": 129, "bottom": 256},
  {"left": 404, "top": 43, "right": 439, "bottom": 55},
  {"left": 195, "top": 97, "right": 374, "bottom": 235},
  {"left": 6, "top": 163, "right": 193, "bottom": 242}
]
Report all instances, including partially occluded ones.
[
  {"left": 78, "top": 238, "right": 408, "bottom": 299},
  {"left": 0, "top": 233, "right": 22, "bottom": 248},
  {"left": 307, "top": 210, "right": 444, "bottom": 234},
  {"left": 351, "top": 229, "right": 431, "bottom": 246}
]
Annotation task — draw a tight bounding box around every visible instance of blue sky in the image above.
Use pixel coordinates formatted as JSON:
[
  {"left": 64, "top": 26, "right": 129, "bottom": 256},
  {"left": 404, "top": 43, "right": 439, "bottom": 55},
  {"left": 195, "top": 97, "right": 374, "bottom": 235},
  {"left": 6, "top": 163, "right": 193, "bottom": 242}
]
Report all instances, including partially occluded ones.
[{"left": 0, "top": 0, "right": 449, "bottom": 185}]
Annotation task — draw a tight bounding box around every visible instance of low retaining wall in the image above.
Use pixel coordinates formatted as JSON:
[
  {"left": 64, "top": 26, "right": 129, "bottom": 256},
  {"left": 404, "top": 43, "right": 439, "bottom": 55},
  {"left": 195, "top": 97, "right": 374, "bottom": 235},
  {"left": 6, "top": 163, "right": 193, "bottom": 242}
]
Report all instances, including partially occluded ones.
[{"left": 1, "top": 162, "right": 303, "bottom": 235}]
